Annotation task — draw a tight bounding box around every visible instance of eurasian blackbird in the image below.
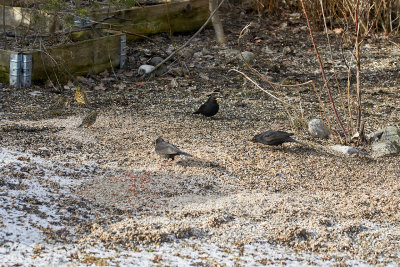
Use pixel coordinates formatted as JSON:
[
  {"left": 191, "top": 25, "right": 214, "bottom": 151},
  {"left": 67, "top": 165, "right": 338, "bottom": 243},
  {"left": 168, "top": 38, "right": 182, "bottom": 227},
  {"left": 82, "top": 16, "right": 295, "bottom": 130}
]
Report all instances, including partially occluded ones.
[
  {"left": 251, "top": 130, "right": 305, "bottom": 147},
  {"left": 193, "top": 96, "right": 220, "bottom": 117},
  {"left": 155, "top": 137, "right": 193, "bottom": 160},
  {"left": 78, "top": 110, "right": 98, "bottom": 128}
]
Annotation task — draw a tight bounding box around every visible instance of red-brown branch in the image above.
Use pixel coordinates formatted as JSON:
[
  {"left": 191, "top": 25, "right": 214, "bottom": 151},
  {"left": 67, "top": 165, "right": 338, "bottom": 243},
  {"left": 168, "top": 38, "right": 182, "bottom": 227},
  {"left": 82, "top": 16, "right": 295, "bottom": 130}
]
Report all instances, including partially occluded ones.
[{"left": 300, "top": 0, "right": 348, "bottom": 141}]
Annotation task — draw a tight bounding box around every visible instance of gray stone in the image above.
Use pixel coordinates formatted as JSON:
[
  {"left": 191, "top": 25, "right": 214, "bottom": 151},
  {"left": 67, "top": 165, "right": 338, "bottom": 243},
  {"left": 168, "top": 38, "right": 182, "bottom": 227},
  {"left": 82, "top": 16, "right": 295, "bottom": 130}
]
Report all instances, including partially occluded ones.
[
  {"left": 262, "top": 46, "right": 274, "bottom": 54},
  {"left": 179, "top": 48, "right": 195, "bottom": 59},
  {"left": 137, "top": 65, "right": 155, "bottom": 76},
  {"left": 150, "top": 56, "right": 164, "bottom": 66},
  {"left": 201, "top": 47, "right": 210, "bottom": 55},
  {"left": 371, "top": 141, "right": 400, "bottom": 158},
  {"left": 239, "top": 51, "right": 256, "bottom": 64},
  {"left": 193, "top": 51, "right": 203, "bottom": 58},
  {"left": 370, "top": 126, "right": 400, "bottom": 158},
  {"left": 380, "top": 126, "right": 400, "bottom": 143},
  {"left": 283, "top": 46, "right": 292, "bottom": 55},
  {"left": 366, "top": 129, "right": 384, "bottom": 143},
  {"left": 308, "top": 119, "right": 330, "bottom": 139},
  {"left": 330, "top": 145, "right": 363, "bottom": 155},
  {"left": 224, "top": 49, "right": 240, "bottom": 58}
]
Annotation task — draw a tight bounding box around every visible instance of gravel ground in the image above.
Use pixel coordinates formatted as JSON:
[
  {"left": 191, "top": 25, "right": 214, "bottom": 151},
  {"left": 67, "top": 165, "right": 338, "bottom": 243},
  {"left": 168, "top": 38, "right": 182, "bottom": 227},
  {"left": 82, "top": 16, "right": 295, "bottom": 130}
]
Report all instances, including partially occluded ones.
[{"left": 1, "top": 6, "right": 400, "bottom": 266}]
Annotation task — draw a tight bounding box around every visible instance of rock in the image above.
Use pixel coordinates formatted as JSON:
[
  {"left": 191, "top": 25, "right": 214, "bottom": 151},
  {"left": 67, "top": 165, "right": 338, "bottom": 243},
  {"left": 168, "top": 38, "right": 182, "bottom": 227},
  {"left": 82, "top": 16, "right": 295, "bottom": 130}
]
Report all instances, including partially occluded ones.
[
  {"left": 239, "top": 51, "right": 255, "bottom": 64},
  {"left": 262, "top": 46, "right": 274, "bottom": 54},
  {"left": 201, "top": 47, "right": 210, "bottom": 55},
  {"left": 380, "top": 126, "right": 400, "bottom": 143},
  {"left": 193, "top": 52, "right": 203, "bottom": 58},
  {"left": 138, "top": 65, "right": 155, "bottom": 76},
  {"left": 150, "top": 57, "right": 164, "bottom": 66},
  {"left": 371, "top": 141, "right": 400, "bottom": 158},
  {"left": 179, "top": 48, "right": 195, "bottom": 59},
  {"left": 366, "top": 129, "right": 384, "bottom": 143},
  {"left": 282, "top": 46, "right": 292, "bottom": 55},
  {"left": 224, "top": 49, "right": 240, "bottom": 58},
  {"left": 308, "top": 119, "right": 330, "bottom": 139},
  {"left": 330, "top": 145, "right": 363, "bottom": 155},
  {"left": 370, "top": 126, "right": 400, "bottom": 158}
]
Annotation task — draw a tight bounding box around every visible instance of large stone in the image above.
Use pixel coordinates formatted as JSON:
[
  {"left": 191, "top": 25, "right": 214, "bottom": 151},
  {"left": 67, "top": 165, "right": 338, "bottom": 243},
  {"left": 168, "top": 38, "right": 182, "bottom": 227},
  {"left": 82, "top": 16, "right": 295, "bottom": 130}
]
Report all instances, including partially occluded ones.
[
  {"left": 371, "top": 141, "right": 400, "bottom": 158},
  {"left": 370, "top": 126, "right": 400, "bottom": 158},
  {"left": 380, "top": 126, "right": 400, "bottom": 143},
  {"left": 308, "top": 119, "right": 330, "bottom": 139}
]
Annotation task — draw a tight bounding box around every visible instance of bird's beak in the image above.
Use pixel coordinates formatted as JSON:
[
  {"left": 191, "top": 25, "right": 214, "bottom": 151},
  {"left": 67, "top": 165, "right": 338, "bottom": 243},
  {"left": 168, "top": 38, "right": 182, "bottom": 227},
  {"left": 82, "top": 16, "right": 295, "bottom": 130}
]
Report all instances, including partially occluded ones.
[{"left": 215, "top": 97, "right": 221, "bottom": 101}]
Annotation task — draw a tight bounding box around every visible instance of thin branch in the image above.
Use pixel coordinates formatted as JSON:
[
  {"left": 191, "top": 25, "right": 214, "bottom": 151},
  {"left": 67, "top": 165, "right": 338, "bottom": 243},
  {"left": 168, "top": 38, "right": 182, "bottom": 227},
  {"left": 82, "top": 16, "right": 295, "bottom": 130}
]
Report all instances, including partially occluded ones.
[
  {"left": 300, "top": 0, "right": 348, "bottom": 141},
  {"left": 355, "top": 0, "right": 362, "bottom": 135}
]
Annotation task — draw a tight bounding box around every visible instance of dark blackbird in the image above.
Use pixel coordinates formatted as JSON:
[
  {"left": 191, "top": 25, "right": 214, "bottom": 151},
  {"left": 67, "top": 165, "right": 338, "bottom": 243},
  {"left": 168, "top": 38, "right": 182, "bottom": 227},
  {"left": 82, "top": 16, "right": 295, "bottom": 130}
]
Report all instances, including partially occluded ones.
[
  {"left": 155, "top": 137, "right": 193, "bottom": 160},
  {"left": 251, "top": 130, "right": 305, "bottom": 147},
  {"left": 193, "top": 96, "right": 220, "bottom": 117}
]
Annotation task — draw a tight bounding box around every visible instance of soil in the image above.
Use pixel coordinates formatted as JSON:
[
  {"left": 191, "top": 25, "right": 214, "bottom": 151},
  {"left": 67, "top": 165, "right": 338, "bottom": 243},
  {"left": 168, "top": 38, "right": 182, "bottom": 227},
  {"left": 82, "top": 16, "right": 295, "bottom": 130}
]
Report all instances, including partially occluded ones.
[{"left": 1, "top": 5, "right": 400, "bottom": 266}]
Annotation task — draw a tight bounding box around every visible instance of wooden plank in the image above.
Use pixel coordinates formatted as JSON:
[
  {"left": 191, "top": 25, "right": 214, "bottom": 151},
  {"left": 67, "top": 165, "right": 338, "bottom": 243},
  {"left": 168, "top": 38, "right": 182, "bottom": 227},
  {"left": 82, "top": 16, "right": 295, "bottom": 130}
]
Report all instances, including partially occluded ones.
[
  {"left": 91, "top": 0, "right": 209, "bottom": 40},
  {"left": 0, "top": 5, "right": 59, "bottom": 33},
  {"left": 27, "top": 30, "right": 123, "bottom": 83}
]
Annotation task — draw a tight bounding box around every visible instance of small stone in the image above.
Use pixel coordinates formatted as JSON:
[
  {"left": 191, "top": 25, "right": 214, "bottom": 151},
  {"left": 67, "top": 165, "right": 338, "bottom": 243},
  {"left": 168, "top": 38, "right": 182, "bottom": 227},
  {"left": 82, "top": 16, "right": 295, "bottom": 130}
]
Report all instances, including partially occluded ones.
[
  {"left": 193, "top": 51, "right": 203, "bottom": 58},
  {"left": 330, "top": 145, "right": 362, "bottom": 155},
  {"left": 201, "top": 47, "right": 210, "bottom": 55},
  {"left": 239, "top": 51, "right": 256, "bottom": 64},
  {"left": 282, "top": 46, "right": 292, "bottom": 55},
  {"left": 224, "top": 49, "right": 240, "bottom": 58},
  {"left": 138, "top": 65, "right": 155, "bottom": 76},
  {"left": 262, "top": 46, "right": 274, "bottom": 54},
  {"left": 308, "top": 119, "right": 330, "bottom": 139},
  {"left": 179, "top": 48, "right": 195, "bottom": 59},
  {"left": 150, "top": 57, "right": 164, "bottom": 66}
]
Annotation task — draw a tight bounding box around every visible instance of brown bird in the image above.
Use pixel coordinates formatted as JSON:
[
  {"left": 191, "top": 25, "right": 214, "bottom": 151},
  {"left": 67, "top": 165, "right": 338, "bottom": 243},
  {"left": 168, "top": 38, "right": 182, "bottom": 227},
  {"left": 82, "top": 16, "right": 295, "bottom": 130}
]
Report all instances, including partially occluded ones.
[
  {"left": 47, "top": 96, "right": 69, "bottom": 116},
  {"left": 74, "top": 87, "right": 90, "bottom": 108},
  {"left": 251, "top": 130, "right": 305, "bottom": 147},
  {"left": 193, "top": 96, "right": 220, "bottom": 117},
  {"left": 155, "top": 137, "right": 192, "bottom": 160},
  {"left": 78, "top": 110, "right": 98, "bottom": 128}
]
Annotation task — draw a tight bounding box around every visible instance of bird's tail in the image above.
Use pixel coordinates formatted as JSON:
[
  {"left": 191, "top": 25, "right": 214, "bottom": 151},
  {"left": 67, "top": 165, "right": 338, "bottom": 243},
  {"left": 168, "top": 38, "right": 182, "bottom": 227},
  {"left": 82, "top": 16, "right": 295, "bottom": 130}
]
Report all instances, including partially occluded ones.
[
  {"left": 291, "top": 138, "right": 307, "bottom": 146},
  {"left": 193, "top": 111, "right": 200, "bottom": 114},
  {"left": 179, "top": 151, "right": 193, "bottom": 157}
]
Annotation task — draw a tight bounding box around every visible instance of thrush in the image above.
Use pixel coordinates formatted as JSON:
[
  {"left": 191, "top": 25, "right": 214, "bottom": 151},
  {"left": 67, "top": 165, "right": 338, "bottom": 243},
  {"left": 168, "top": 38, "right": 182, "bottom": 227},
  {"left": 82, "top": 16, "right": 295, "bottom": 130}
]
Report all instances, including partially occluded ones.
[
  {"left": 47, "top": 96, "right": 69, "bottom": 116},
  {"left": 78, "top": 110, "right": 98, "bottom": 128},
  {"left": 155, "top": 137, "right": 192, "bottom": 160},
  {"left": 193, "top": 96, "right": 220, "bottom": 117},
  {"left": 251, "top": 130, "right": 305, "bottom": 147},
  {"left": 74, "top": 87, "right": 90, "bottom": 108}
]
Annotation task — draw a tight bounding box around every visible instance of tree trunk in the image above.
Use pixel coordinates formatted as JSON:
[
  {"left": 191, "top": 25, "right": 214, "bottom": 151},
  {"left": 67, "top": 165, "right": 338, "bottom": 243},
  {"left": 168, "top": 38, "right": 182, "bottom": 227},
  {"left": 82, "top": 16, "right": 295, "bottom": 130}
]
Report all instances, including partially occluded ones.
[{"left": 209, "top": 0, "right": 226, "bottom": 45}]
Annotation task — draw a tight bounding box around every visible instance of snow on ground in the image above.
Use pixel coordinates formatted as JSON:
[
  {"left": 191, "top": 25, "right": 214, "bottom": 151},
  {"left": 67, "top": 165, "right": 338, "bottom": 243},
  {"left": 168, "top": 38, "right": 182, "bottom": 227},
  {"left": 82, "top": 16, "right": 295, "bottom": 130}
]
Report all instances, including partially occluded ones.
[{"left": 0, "top": 147, "right": 376, "bottom": 266}]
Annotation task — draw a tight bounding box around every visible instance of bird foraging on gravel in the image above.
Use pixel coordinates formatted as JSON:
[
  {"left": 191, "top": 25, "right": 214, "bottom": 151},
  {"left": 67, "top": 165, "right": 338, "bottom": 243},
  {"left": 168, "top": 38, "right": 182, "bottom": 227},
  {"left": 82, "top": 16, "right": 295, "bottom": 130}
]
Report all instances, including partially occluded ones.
[
  {"left": 155, "top": 137, "right": 193, "bottom": 160},
  {"left": 251, "top": 130, "right": 305, "bottom": 147},
  {"left": 47, "top": 96, "right": 69, "bottom": 116},
  {"left": 78, "top": 110, "right": 98, "bottom": 128},
  {"left": 193, "top": 96, "right": 220, "bottom": 117},
  {"left": 74, "top": 87, "right": 90, "bottom": 108}
]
